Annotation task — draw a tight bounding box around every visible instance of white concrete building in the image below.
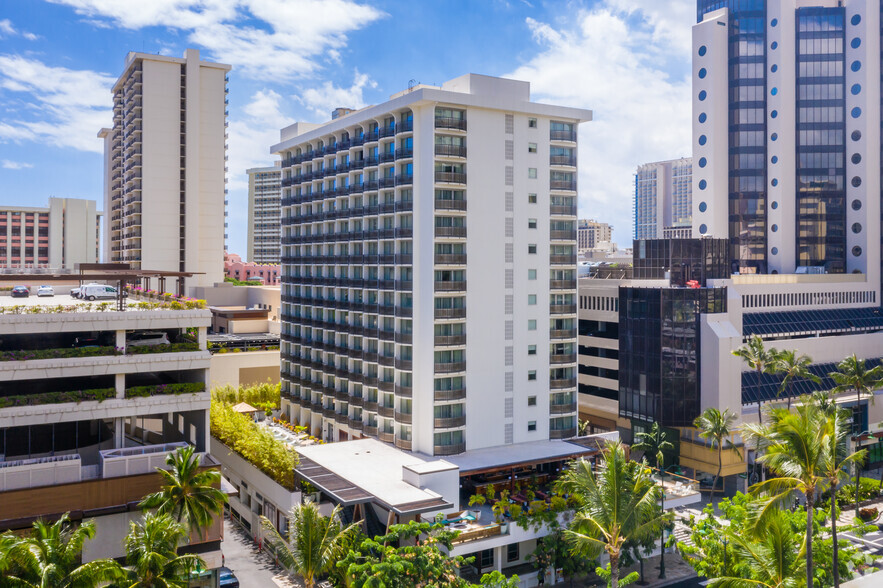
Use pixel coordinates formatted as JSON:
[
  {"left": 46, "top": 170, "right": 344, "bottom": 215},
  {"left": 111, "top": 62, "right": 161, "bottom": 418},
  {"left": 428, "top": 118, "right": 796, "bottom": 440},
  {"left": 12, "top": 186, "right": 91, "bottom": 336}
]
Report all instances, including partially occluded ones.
[
  {"left": 272, "top": 74, "right": 591, "bottom": 456},
  {"left": 0, "top": 300, "right": 222, "bottom": 577},
  {"left": 0, "top": 197, "right": 101, "bottom": 270},
  {"left": 247, "top": 163, "right": 282, "bottom": 264},
  {"left": 634, "top": 157, "right": 693, "bottom": 240},
  {"left": 99, "top": 49, "right": 231, "bottom": 295}
]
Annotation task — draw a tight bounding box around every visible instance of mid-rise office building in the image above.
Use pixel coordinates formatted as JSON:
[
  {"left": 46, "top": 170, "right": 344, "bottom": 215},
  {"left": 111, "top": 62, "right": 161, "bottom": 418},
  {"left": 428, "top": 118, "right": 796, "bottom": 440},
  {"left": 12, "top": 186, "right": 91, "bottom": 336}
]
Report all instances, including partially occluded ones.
[
  {"left": 634, "top": 157, "right": 693, "bottom": 240},
  {"left": 98, "top": 48, "right": 231, "bottom": 295},
  {"left": 577, "top": 218, "right": 613, "bottom": 251},
  {"left": 247, "top": 163, "right": 282, "bottom": 264},
  {"left": 0, "top": 198, "right": 101, "bottom": 270},
  {"left": 272, "top": 74, "right": 591, "bottom": 455}
]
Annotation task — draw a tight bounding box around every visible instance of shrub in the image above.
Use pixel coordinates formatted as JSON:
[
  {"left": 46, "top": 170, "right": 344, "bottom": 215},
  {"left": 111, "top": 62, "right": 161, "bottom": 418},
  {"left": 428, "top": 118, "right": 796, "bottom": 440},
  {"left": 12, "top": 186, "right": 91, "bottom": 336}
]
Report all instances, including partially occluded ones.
[
  {"left": 125, "top": 382, "right": 205, "bottom": 398},
  {"left": 0, "top": 387, "right": 116, "bottom": 408},
  {"left": 126, "top": 342, "right": 200, "bottom": 355},
  {"left": 0, "top": 346, "right": 120, "bottom": 362},
  {"left": 859, "top": 507, "right": 878, "bottom": 521},
  {"left": 211, "top": 382, "right": 281, "bottom": 409}
]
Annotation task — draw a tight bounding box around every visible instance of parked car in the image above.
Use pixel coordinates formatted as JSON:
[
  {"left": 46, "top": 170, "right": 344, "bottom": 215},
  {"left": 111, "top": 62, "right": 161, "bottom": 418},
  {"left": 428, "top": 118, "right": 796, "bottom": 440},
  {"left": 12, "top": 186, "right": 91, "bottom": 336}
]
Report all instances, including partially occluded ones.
[
  {"left": 218, "top": 567, "right": 239, "bottom": 588},
  {"left": 126, "top": 331, "right": 170, "bottom": 347},
  {"left": 70, "top": 287, "right": 80, "bottom": 297},
  {"left": 37, "top": 285, "right": 54, "bottom": 297},
  {"left": 80, "top": 284, "right": 119, "bottom": 301},
  {"left": 11, "top": 286, "right": 29, "bottom": 298}
]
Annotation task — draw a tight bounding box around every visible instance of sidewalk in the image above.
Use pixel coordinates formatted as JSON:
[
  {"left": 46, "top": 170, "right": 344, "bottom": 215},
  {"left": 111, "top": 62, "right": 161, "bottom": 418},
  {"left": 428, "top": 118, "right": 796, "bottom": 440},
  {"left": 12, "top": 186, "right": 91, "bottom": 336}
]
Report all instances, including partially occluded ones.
[{"left": 222, "top": 519, "right": 303, "bottom": 588}]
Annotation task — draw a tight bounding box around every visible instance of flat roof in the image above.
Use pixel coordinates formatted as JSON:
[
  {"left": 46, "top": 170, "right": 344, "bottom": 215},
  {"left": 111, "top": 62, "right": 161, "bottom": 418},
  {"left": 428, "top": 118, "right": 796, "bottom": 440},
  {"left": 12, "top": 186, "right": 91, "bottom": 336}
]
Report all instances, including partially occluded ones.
[
  {"left": 295, "top": 438, "right": 453, "bottom": 515},
  {"left": 416, "top": 439, "right": 602, "bottom": 475}
]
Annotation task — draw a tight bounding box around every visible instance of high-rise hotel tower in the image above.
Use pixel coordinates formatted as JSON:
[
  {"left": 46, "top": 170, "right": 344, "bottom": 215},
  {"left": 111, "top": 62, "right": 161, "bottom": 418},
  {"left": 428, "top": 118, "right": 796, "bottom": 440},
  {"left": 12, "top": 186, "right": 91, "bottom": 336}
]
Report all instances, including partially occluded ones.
[
  {"left": 693, "top": 0, "right": 881, "bottom": 287},
  {"left": 99, "top": 49, "right": 230, "bottom": 294},
  {"left": 272, "top": 74, "right": 591, "bottom": 455}
]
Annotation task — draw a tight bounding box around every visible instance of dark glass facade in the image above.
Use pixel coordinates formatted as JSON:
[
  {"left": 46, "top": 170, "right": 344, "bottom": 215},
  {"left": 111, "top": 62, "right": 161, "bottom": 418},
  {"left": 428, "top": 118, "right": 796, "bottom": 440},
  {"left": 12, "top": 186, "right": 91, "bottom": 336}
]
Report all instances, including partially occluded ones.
[
  {"left": 633, "top": 238, "right": 729, "bottom": 284},
  {"left": 618, "top": 287, "right": 727, "bottom": 427},
  {"left": 796, "top": 7, "right": 846, "bottom": 272}
]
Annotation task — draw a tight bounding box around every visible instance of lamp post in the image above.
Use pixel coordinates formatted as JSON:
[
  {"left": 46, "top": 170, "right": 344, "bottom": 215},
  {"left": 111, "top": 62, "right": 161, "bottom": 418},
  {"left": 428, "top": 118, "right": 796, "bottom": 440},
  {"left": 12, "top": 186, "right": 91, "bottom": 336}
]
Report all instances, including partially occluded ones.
[{"left": 657, "top": 451, "right": 666, "bottom": 580}]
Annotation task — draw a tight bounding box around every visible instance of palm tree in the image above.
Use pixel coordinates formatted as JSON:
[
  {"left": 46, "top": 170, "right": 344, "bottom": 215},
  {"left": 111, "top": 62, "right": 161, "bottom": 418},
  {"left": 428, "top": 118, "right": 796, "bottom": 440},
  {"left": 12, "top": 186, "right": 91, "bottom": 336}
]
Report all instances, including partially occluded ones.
[
  {"left": 122, "top": 512, "right": 204, "bottom": 588},
  {"left": 260, "top": 501, "right": 358, "bottom": 588},
  {"left": 773, "top": 350, "right": 820, "bottom": 409},
  {"left": 818, "top": 403, "right": 866, "bottom": 588},
  {"left": 708, "top": 507, "right": 805, "bottom": 588},
  {"left": 0, "top": 514, "right": 122, "bottom": 587},
  {"left": 733, "top": 335, "right": 778, "bottom": 423},
  {"left": 556, "top": 440, "right": 668, "bottom": 588},
  {"left": 694, "top": 407, "right": 742, "bottom": 508},
  {"left": 829, "top": 355, "right": 883, "bottom": 514},
  {"left": 741, "top": 403, "right": 828, "bottom": 588},
  {"left": 139, "top": 445, "right": 228, "bottom": 538},
  {"left": 632, "top": 422, "right": 673, "bottom": 470}
]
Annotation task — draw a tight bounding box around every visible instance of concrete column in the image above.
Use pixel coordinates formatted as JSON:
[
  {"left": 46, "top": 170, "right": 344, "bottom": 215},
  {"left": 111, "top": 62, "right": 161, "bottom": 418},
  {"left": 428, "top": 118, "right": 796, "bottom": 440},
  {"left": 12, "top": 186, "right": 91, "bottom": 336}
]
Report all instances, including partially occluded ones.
[
  {"left": 116, "top": 329, "right": 126, "bottom": 353},
  {"left": 114, "top": 417, "right": 124, "bottom": 448},
  {"left": 494, "top": 545, "right": 502, "bottom": 572},
  {"left": 115, "top": 373, "right": 125, "bottom": 399},
  {"left": 198, "top": 326, "right": 207, "bottom": 350}
]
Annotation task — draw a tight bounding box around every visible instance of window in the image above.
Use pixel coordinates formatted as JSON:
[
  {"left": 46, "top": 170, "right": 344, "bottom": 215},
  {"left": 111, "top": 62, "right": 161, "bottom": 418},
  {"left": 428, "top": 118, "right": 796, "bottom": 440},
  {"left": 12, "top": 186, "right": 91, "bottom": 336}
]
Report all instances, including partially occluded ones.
[
  {"left": 480, "top": 549, "right": 494, "bottom": 569},
  {"left": 528, "top": 244, "right": 537, "bottom": 254},
  {"left": 528, "top": 345, "right": 537, "bottom": 355},
  {"left": 528, "top": 142, "right": 537, "bottom": 153},
  {"left": 528, "top": 168, "right": 537, "bottom": 179},
  {"left": 528, "top": 269, "right": 537, "bottom": 280},
  {"left": 528, "top": 118, "right": 537, "bottom": 128},
  {"left": 507, "top": 542, "right": 520, "bottom": 562},
  {"left": 528, "top": 370, "right": 537, "bottom": 381},
  {"left": 528, "top": 396, "right": 537, "bottom": 406},
  {"left": 528, "top": 193, "right": 537, "bottom": 203},
  {"left": 528, "top": 319, "right": 537, "bottom": 331},
  {"left": 528, "top": 421, "right": 537, "bottom": 431},
  {"left": 528, "top": 295, "right": 537, "bottom": 305},
  {"left": 528, "top": 218, "right": 537, "bottom": 229}
]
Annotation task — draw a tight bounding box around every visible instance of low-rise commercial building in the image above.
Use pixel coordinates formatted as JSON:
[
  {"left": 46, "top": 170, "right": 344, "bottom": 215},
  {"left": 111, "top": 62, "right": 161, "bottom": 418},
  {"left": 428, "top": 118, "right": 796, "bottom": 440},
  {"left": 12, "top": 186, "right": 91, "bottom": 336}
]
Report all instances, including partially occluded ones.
[{"left": 224, "top": 252, "right": 281, "bottom": 285}]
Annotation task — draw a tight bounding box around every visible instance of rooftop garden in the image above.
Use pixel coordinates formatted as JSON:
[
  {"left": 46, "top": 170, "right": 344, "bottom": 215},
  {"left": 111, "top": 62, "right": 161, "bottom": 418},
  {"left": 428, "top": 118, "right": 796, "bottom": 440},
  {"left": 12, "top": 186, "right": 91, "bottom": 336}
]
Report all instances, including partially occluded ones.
[{"left": 0, "top": 300, "right": 206, "bottom": 314}]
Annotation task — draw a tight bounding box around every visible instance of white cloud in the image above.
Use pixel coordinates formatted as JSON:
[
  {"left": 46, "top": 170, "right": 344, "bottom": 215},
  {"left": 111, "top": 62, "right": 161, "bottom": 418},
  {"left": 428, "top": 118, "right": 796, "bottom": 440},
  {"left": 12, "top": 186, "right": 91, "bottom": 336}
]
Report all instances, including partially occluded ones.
[
  {"left": 48, "top": 0, "right": 385, "bottom": 80},
  {"left": 0, "top": 19, "right": 39, "bottom": 40},
  {"left": 1, "top": 160, "right": 34, "bottom": 170},
  {"left": 298, "top": 70, "right": 376, "bottom": 117},
  {"left": 508, "top": 1, "right": 693, "bottom": 245},
  {"left": 0, "top": 54, "right": 114, "bottom": 153}
]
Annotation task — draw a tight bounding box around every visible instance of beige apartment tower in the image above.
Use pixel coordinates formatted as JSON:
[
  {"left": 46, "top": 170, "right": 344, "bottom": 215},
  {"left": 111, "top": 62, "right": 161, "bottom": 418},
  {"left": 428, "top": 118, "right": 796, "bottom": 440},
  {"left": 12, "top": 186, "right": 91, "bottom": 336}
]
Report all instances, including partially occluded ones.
[
  {"left": 246, "top": 163, "right": 282, "bottom": 264},
  {"left": 99, "top": 48, "right": 230, "bottom": 294}
]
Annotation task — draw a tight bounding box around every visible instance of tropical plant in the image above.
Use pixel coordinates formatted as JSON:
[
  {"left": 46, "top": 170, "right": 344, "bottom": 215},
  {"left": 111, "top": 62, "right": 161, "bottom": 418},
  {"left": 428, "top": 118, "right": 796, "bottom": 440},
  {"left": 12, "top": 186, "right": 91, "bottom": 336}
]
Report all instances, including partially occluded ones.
[
  {"left": 773, "top": 349, "right": 821, "bottom": 409},
  {"left": 530, "top": 528, "right": 594, "bottom": 588},
  {"left": 211, "top": 382, "right": 282, "bottom": 408},
  {"left": 733, "top": 335, "right": 778, "bottom": 423},
  {"left": 556, "top": 440, "right": 667, "bottom": 588},
  {"left": 139, "top": 445, "right": 227, "bottom": 538},
  {"left": 121, "top": 512, "right": 204, "bottom": 588},
  {"left": 694, "top": 407, "right": 742, "bottom": 507},
  {"left": 741, "top": 403, "right": 829, "bottom": 588},
  {"left": 260, "top": 501, "right": 357, "bottom": 588},
  {"left": 632, "top": 422, "right": 673, "bottom": 470},
  {"left": 0, "top": 514, "right": 122, "bottom": 588}
]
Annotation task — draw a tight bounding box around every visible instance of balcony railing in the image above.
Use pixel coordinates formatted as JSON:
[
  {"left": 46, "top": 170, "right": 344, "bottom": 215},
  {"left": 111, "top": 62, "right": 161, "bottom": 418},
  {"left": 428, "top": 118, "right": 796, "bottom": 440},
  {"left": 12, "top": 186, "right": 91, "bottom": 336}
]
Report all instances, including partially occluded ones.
[
  {"left": 550, "top": 205, "right": 578, "bottom": 217},
  {"left": 434, "top": 415, "right": 466, "bottom": 429},
  {"left": 550, "top": 426, "right": 577, "bottom": 439},
  {"left": 435, "top": 144, "right": 467, "bottom": 158},
  {"left": 550, "top": 377, "right": 577, "bottom": 389},
  {"left": 435, "top": 171, "right": 467, "bottom": 184},
  {"left": 395, "top": 438, "right": 412, "bottom": 451},
  {"left": 395, "top": 411, "right": 413, "bottom": 424},
  {"left": 435, "top": 226, "right": 467, "bottom": 238},
  {"left": 550, "top": 279, "right": 577, "bottom": 290},
  {"left": 434, "top": 442, "right": 466, "bottom": 456},
  {"left": 435, "top": 361, "right": 466, "bottom": 374},
  {"left": 550, "top": 328, "right": 577, "bottom": 339},
  {"left": 434, "top": 335, "right": 466, "bottom": 346},
  {"left": 435, "top": 117, "right": 467, "bottom": 131},
  {"left": 550, "top": 402, "right": 578, "bottom": 415},
  {"left": 434, "top": 387, "right": 466, "bottom": 401},
  {"left": 435, "top": 199, "right": 467, "bottom": 211},
  {"left": 550, "top": 155, "right": 577, "bottom": 166},
  {"left": 435, "top": 254, "right": 467, "bottom": 265},
  {"left": 550, "top": 129, "right": 577, "bottom": 142},
  {"left": 550, "top": 254, "right": 577, "bottom": 265},
  {"left": 379, "top": 430, "right": 394, "bottom": 443},
  {"left": 550, "top": 304, "right": 577, "bottom": 315},
  {"left": 434, "top": 281, "right": 466, "bottom": 292},
  {"left": 550, "top": 180, "right": 577, "bottom": 191},
  {"left": 434, "top": 307, "right": 466, "bottom": 319},
  {"left": 550, "top": 230, "right": 577, "bottom": 241},
  {"left": 550, "top": 352, "right": 578, "bottom": 364}
]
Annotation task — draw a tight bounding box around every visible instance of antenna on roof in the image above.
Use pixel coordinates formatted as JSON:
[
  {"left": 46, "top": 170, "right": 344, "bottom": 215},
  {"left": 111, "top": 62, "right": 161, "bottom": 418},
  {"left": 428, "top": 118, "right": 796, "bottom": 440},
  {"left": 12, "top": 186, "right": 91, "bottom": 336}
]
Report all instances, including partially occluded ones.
[{"left": 408, "top": 79, "right": 419, "bottom": 91}]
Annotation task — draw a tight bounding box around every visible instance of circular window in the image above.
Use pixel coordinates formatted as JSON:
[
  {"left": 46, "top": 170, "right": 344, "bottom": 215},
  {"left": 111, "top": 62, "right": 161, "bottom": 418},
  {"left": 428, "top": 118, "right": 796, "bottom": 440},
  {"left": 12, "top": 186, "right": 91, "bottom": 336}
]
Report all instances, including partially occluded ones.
[
  {"left": 771, "top": 247, "right": 779, "bottom": 255},
  {"left": 771, "top": 64, "right": 778, "bottom": 73},
  {"left": 771, "top": 132, "right": 778, "bottom": 141},
  {"left": 771, "top": 109, "right": 778, "bottom": 118},
  {"left": 852, "top": 176, "right": 862, "bottom": 187},
  {"left": 698, "top": 157, "right": 707, "bottom": 168},
  {"left": 771, "top": 18, "right": 778, "bottom": 27},
  {"left": 698, "top": 68, "right": 707, "bottom": 79},
  {"left": 698, "top": 90, "right": 707, "bottom": 101},
  {"left": 699, "top": 224, "right": 708, "bottom": 234},
  {"left": 698, "top": 45, "right": 707, "bottom": 56},
  {"left": 851, "top": 14, "right": 861, "bottom": 25},
  {"left": 852, "top": 199, "right": 862, "bottom": 210},
  {"left": 851, "top": 60, "right": 862, "bottom": 72},
  {"left": 852, "top": 153, "right": 862, "bottom": 164},
  {"left": 853, "top": 246, "right": 863, "bottom": 257},
  {"left": 699, "top": 135, "right": 707, "bottom": 146},
  {"left": 851, "top": 37, "right": 861, "bottom": 49},
  {"left": 852, "top": 130, "right": 862, "bottom": 141},
  {"left": 699, "top": 112, "right": 707, "bottom": 123},
  {"left": 771, "top": 201, "right": 779, "bottom": 210},
  {"left": 699, "top": 202, "right": 708, "bottom": 213},
  {"left": 771, "top": 41, "right": 778, "bottom": 50},
  {"left": 771, "top": 178, "right": 778, "bottom": 187},
  {"left": 771, "top": 87, "right": 778, "bottom": 96},
  {"left": 771, "top": 224, "right": 778, "bottom": 232},
  {"left": 851, "top": 84, "right": 862, "bottom": 95},
  {"left": 699, "top": 179, "right": 707, "bottom": 190},
  {"left": 852, "top": 222, "right": 862, "bottom": 234},
  {"left": 771, "top": 155, "right": 779, "bottom": 164},
  {"left": 852, "top": 107, "right": 862, "bottom": 118}
]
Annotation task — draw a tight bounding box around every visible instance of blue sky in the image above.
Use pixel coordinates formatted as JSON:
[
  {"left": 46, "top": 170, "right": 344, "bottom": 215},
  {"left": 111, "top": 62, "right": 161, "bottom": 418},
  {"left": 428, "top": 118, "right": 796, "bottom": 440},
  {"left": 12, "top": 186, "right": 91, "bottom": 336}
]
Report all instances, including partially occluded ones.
[{"left": 0, "top": 0, "right": 694, "bottom": 258}]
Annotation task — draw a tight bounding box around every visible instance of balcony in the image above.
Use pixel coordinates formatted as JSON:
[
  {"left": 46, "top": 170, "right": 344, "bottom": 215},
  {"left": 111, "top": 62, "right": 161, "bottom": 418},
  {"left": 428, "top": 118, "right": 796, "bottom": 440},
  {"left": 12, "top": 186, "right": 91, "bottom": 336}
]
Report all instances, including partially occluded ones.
[
  {"left": 550, "top": 230, "right": 577, "bottom": 241},
  {"left": 435, "top": 171, "right": 467, "bottom": 184},
  {"left": 434, "top": 442, "right": 466, "bottom": 456},
  {"left": 435, "top": 117, "right": 467, "bottom": 131},
  {"left": 434, "top": 281, "right": 466, "bottom": 292},
  {"left": 395, "top": 438, "right": 413, "bottom": 451},
  {"left": 550, "top": 129, "right": 577, "bottom": 142},
  {"left": 435, "top": 254, "right": 467, "bottom": 265},
  {"left": 550, "top": 328, "right": 577, "bottom": 339},
  {"left": 397, "top": 120, "right": 414, "bottom": 133},
  {"left": 348, "top": 417, "right": 364, "bottom": 430},
  {"left": 379, "top": 430, "right": 395, "bottom": 443},
  {"left": 550, "top": 304, "right": 577, "bottom": 315},
  {"left": 395, "top": 357, "right": 413, "bottom": 370},
  {"left": 434, "top": 334, "right": 466, "bottom": 346},
  {"left": 550, "top": 155, "right": 577, "bottom": 166},
  {"left": 550, "top": 401, "right": 577, "bottom": 415},
  {"left": 550, "top": 352, "right": 578, "bottom": 364},
  {"left": 435, "top": 226, "right": 467, "bottom": 238},
  {"left": 434, "top": 307, "right": 466, "bottom": 319},
  {"left": 394, "top": 384, "right": 412, "bottom": 397},
  {"left": 434, "top": 387, "right": 466, "bottom": 401},
  {"left": 550, "top": 377, "right": 577, "bottom": 389},
  {"left": 550, "top": 279, "right": 577, "bottom": 290},
  {"left": 435, "top": 199, "right": 467, "bottom": 211},
  {"left": 550, "top": 426, "right": 577, "bottom": 439},
  {"left": 550, "top": 205, "right": 578, "bottom": 217},
  {"left": 434, "top": 416, "right": 466, "bottom": 429},
  {"left": 378, "top": 405, "right": 395, "bottom": 418},
  {"left": 435, "top": 361, "right": 466, "bottom": 374},
  {"left": 435, "top": 144, "right": 467, "bottom": 158},
  {"left": 363, "top": 424, "right": 378, "bottom": 436},
  {"left": 395, "top": 411, "right": 412, "bottom": 424},
  {"left": 550, "top": 254, "right": 577, "bottom": 265},
  {"left": 550, "top": 180, "right": 577, "bottom": 191}
]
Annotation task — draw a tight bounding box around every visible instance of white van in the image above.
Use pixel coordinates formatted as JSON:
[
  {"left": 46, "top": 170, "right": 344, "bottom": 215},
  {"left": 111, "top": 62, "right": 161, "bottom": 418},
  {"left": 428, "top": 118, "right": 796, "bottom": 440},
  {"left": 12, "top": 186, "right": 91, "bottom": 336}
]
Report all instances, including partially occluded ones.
[{"left": 80, "top": 284, "right": 119, "bottom": 301}]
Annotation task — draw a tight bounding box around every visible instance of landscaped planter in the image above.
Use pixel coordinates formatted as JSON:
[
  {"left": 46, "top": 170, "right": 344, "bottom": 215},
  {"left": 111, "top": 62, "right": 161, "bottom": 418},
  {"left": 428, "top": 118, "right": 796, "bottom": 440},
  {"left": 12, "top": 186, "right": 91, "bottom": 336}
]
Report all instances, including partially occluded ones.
[
  {"left": 125, "top": 382, "right": 206, "bottom": 398},
  {"left": 0, "top": 388, "right": 116, "bottom": 408},
  {"left": 126, "top": 342, "right": 201, "bottom": 355},
  {"left": 0, "top": 347, "right": 121, "bottom": 362}
]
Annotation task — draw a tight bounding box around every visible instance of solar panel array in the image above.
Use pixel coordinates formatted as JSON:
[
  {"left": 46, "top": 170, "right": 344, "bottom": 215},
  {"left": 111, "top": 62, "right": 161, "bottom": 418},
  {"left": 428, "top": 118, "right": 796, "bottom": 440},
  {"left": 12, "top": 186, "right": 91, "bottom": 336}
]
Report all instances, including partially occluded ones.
[
  {"left": 741, "top": 358, "right": 883, "bottom": 405},
  {"left": 743, "top": 307, "right": 883, "bottom": 338}
]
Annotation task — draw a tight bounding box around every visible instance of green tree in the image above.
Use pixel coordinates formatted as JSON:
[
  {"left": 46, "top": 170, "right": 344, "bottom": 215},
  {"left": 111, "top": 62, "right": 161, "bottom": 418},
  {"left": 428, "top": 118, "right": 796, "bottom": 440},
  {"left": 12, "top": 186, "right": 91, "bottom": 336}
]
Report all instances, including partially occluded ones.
[
  {"left": 694, "top": 407, "right": 742, "bottom": 507},
  {"left": 261, "top": 501, "right": 357, "bottom": 588},
  {"left": 121, "top": 512, "right": 204, "bottom": 588},
  {"left": 556, "top": 440, "right": 667, "bottom": 588},
  {"left": 530, "top": 528, "right": 594, "bottom": 587},
  {"left": 139, "top": 445, "right": 228, "bottom": 538},
  {"left": 733, "top": 335, "right": 778, "bottom": 423},
  {"left": 0, "top": 514, "right": 122, "bottom": 588},
  {"left": 632, "top": 422, "right": 674, "bottom": 470},
  {"left": 741, "top": 403, "right": 829, "bottom": 588},
  {"left": 773, "top": 350, "right": 821, "bottom": 409}
]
